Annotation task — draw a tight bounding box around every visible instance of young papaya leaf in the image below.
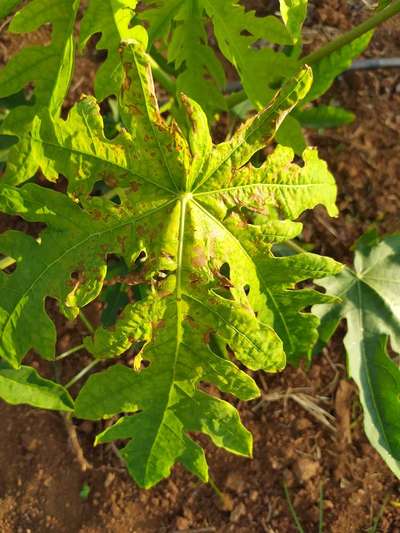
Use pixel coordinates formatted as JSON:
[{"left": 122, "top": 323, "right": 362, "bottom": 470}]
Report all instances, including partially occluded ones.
[
  {"left": 203, "top": 0, "right": 297, "bottom": 109},
  {"left": 295, "top": 105, "right": 355, "bottom": 129},
  {"left": 79, "top": 0, "right": 139, "bottom": 101},
  {"left": 304, "top": 32, "right": 372, "bottom": 103},
  {"left": 141, "top": 0, "right": 183, "bottom": 43},
  {"left": 279, "top": 0, "right": 308, "bottom": 42},
  {"left": 0, "top": 361, "right": 74, "bottom": 411},
  {"left": 0, "top": 0, "right": 79, "bottom": 184},
  {"left": 141, "top": 0, "right": 226, "bottom": 115},
  {"left": 313, "top": 232, "right": 400, "bottom": 478},
  {"left": 167, "top": 0, "right": 227, "bottom": 115},
  {"left": 1, "top": 35, "right": 340, "bottom": 487}
]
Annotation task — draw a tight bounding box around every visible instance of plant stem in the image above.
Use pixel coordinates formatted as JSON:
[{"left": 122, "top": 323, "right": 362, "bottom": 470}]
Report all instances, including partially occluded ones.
[
  {"left": 147, "top": 54, "right": 176, "bottom": 95},
  {"left": 285, "top": 240, "right": 306, "bottom": 254},
  {"left": 302, "top": 0, "right": 400, "bottom": 65},
  {"left": 208, "top": 475, "right": 223, "bottom": 500},
  {"left": 65, "top": 359, "right": 99, "bottom": 389},
  {"left": 63, "top": 413, "right": 92, "bottom": 471},
  {"left": 0, "top": 256, "right": 15, "bottom": 270},
  {"left": 56, "top": 343, "right": 85, "bottom": 361},
  {"left": 79, "top": 310, "right": 95, "bottom": 335}
]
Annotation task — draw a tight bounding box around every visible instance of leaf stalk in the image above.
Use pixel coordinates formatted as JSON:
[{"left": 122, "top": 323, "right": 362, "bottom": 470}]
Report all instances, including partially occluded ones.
[
  {"left": 225, "top": 1, "right": 400, "bottom": 109},
  {"left": 65, "top": 359, "right": 99, "bottom": 389},
  {"left": 56, "top": 343, "right": 85, "bottom": 361},
  {"left": 301, "top": 0, "right": 400, "bottom": 65}
]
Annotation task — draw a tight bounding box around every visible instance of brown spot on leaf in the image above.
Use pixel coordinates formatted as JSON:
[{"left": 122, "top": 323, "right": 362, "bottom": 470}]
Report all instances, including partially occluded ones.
[
  {"left": 185, "top": 315, "right": 198, "bottom": 329},
  {"left": 136, "top": 225, "right": 145, "bottom": 237},
  {"left": 203, "top": 330, "right": 212, "bottom": 344},
  {"left": 192, "top": 247, "right": 207, "bottom": 268}
]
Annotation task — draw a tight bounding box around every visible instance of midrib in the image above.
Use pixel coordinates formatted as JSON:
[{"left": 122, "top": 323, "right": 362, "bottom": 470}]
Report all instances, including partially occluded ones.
[{"left": 143, "top": 196, "right": 188, "bottom": 480}]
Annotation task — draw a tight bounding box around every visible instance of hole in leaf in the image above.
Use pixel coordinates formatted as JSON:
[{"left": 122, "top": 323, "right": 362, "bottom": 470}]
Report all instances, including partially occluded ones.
[
  {"left": 219, "top": 262, "right": 231, "bottom": 279},
  {"left": 135, "top": 250, "right": 147, "bottom": 265},
  {"left": 153, "top": 269, "right": 174, "bottom": 282},
  {"left": 0, "top": 255, "right": 16, "bottom": 274}
]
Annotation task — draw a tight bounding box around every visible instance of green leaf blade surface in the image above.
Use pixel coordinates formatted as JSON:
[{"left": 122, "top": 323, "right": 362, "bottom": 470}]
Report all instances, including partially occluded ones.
[
  {"left": 1, "top": 36, "right": 339, "bottom": 487},
  {"left": 0, "top": 362, "right": 74, "bottom": 411},
  {"left": 314, "top": 233, "right": 400, "bottom": 477}
]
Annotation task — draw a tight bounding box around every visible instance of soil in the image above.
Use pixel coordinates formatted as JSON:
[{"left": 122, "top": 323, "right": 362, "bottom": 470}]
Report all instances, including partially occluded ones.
[{"left": 1, "top": 2, "right": 400, "bottom": 532}]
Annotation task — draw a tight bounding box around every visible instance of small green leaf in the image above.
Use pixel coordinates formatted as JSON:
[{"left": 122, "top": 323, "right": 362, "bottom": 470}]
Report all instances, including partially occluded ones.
[
  {"left": 305, "top": 32, "right": 372, "bottom": 102},
  {"left": 142, "top": 0, "right": 226, "bottom": 115},
  {"left": 295, "top": 105, "right": 355, "bottom": 129},
  {"left": 80, "top": 482, "right": 91, "bottom": 500},
  {"left": 203, "top": 0, "right": 297, "bottom": 109},
  {"left": 279, "top": 0, "right": 308, "bottom": 42},
  {"left": 314, "top": 233, "right": 400, "bottom": 478},
  {"left": 0, "top": 362, "right": 74, "bottom": 411},
  {"left": 80, "top": 0, "right": 139, "bottom": 100}
]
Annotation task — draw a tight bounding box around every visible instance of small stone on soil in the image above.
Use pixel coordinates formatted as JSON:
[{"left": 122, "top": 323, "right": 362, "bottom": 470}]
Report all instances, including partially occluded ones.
[
  {"left": 294, "top": 457, "right": 319, "bottom": 483},
  {"left": 175, "top": 516, "right": 190, "bottom": 530},
  {"left": 230, "top": 502, "right": 246, "bottom": 523}
]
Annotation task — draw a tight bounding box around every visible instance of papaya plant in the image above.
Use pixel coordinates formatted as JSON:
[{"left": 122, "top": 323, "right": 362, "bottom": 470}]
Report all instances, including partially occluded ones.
[{"left": 0, "top": 0, "right": 399, "bottom": 488}]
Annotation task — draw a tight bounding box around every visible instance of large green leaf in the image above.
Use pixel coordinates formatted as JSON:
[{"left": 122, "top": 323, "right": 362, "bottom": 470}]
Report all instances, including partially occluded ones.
[
  {"left": 313, "top": 231, "right": 400, "bottom": 478},
  {"left": 80, "top": 0, "right": 138, "bottom": 100},
  {"left": 1, "top": 35, "right": 340, "bottom": 487},
  {"left": 0, "top": 0, "right": 79, "bottom": 183},
  {"left": 0, "top": 361, "right": 74, "bottom": 411}
]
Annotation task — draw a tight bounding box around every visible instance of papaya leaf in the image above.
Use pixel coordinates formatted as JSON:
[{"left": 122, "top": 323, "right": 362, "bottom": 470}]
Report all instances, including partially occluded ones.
[
  {"left": 275, "top": 115, "right": 306, "bottom": 155},
  {"left": 202, "top": 0, "right": 297, "bottom": 109},
  {"left": 313, "top": 231, "right": 400, "bottom": 478},
  {"left": 304, "top": 32, "right": 373, "bottom": 103},
  {"left": 295, "top": 105, "right": 355, "bottom": 129},
  {"left": 279, "top": 0, "right": 308, "bottom": 42},
  {"left": 0, "top": 361, "right": 74, "bottom": 411},
  {"left": 0, "top": 0, "right": 80, "bottom": 184},
  {"left": 1, "top": 36, "right": 340, "bottom": 487},
  {"left": 79, "top": 0, "right": 139, "bottom": 100},
  {"left": 142, "top": 0, "right": 226, "bottom": 116},
  {"left": 141, "top": 0, "right": 299, "bottom": 111},
  {"left": 0, "top": 185, "right": 136, "bottom": 367}
]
